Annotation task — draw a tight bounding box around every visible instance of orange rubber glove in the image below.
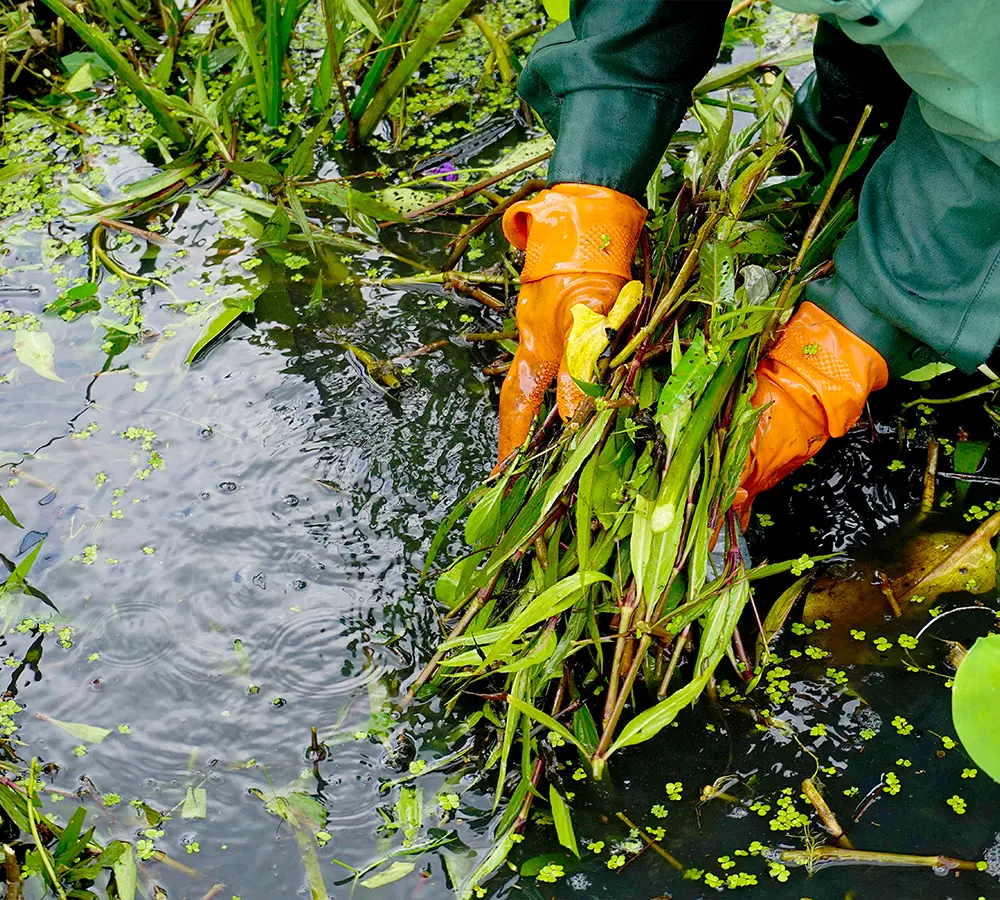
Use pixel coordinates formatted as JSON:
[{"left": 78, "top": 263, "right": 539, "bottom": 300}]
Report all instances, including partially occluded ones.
[
  {"left": 736, "top": 301, "right": 889, "bottom": 522},
  {"left": 497, "top": 184, "right": 647, "bottom": 466}
]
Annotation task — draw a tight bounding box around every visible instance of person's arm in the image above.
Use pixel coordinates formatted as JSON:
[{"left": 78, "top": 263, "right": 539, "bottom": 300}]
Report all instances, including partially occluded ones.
[
  {"left": 806, "top": 96, "right": 1000, "bottom": 377},
  {"left": 519, "top": 0, "right": 730, "bottom": 199}
]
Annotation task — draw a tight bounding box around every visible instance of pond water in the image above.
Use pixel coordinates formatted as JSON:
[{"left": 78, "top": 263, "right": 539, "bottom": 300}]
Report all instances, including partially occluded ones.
[{"left": 2, "top": 13, "right": 1000, "bottom": 900}]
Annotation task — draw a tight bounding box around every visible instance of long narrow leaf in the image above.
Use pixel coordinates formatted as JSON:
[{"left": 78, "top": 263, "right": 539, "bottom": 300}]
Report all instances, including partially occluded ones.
[
  {"left": 37, "top": 0, "right": 187, "bottom": 145},
  {"left": 357, "top": 0, "right": 473, "bottom": 141}
]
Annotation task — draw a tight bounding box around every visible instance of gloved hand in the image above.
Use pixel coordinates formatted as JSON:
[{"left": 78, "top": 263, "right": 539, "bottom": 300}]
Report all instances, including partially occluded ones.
[
  {"left": 736, "top": 301, "right": 889, "bottom": 522},
  {"left": 497, "top": 184, "right": 647, "bottom": 466}
]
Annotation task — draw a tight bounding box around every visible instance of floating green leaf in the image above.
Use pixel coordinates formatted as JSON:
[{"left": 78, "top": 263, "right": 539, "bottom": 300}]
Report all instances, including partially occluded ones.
[
  {"left": 37, "top": 715, "right": 112, "bottom": 744},
  {"left": 360, "top": 860, "right": 415, "bottom": 889},
  {"left": 953, "top": 634, "right": 1000, "bottom": 783},
  {"left": 14, "top": 330, "right": 62, "bottom": 382},
  {"left": 182, "top": 786, "right": 207, "bottom": 819}
]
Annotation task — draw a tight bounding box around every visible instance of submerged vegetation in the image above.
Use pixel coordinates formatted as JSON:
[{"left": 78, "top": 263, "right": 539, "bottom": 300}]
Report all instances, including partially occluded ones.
[{"left": 0, "top": 0, "right": 999, "bottom": 898}]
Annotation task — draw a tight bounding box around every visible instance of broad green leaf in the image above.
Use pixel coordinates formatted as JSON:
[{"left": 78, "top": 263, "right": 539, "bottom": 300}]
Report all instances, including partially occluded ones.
[
  {"left": 608, "top": 675, "right": 708, "bottom": 756},
  {"left": 227, "top": 161, "right": 283, "bottom": 188},
  {"left": 609, "top": 578, "right": 749, "bottom": 757},
  {"left": 479, "top": 571, "right": 608, "bottom": 670},
  {"left": 37, "top": 715, "right": 112, "bottom": 744},
  {"left": 460, "top": 827, "right": 517, "bottom": 900},
  {"left": 655, "top": 332, "right": 712, "bottom": 454},
  {"left": 182, "top": 786, "right": 207, "bottom": 819},
  {"left": 541, "top": 0, "right": 568, "bottom": 22},
  {"left": 304, "top": 182, "right": 405, "bottom": 223},
  {"left": 260, "top": 204, "right": 292, "bottom": 246},
  {"left": 422, "top": 484, "right": 488, "bottom": 579},
  {"left": 549, "top": 784, "right": 578, "bottom": 857},
  {"left": 397, "top": 786, "right": 422, "bottom": 846},
  {"left": 0, "top": 538, "right": 43, "bottom": 598},
  {"left": 571, "top": 375, "right": 605, "bottom": 399},
  {"left": 539, "top": 409, "right": 613, "bottom": 525},
  {"left": 494, "top": 671, "right": 523, "bottom": 811},
  {"left": 361, "top": 861, "right": 415, "bottom": 889},
  {"left": 572, "top": 705, "right": 599, "bottom": 757},
  {"left": 465, "top": 477, "right": 507, "bottom": 548},
  {"left": 952, "top": 634, "right": 1000, "bottom": 782},
  {"left": 112, "top": 842, "right": 138, "bottom": 900},
  {"left": 64, "top": 61, "right": 94, "bottom": 93},
  {"left": 699, "top": 241, "right": 735, "bottom": 306},
  {"left": 61, "top": 50, "right": 114, "bottom": 80},
  {"left": 901, "top": 361, "right": 955, "bottom": 382},
  {"left": 341, "top": 0, "right": 382, "bottom": 38},
  {"left": 118, "top": 163, "right": 199, "bottom": 199},
  {"left": 286, "top": 109, "right": 334, "bottom": 181},
  {"left": 186, "top": 291, "right": 260, "bottom": 365},
  {"left": 14, "top": 330, "right": 62, "bottom": 381},
  {"left": 731, "top": 223, "right": 789, "bottom": 256}
]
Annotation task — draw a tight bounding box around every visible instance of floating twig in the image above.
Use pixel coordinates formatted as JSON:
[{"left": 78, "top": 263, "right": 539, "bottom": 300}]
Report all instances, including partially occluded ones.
[
  {"left": 777, "top": 845, "right": 979, "bottom": 872},
  {"left": 445, "top": 273, "right": 506, "bottom": 311},
  {"left": 875, "top": 569, "right": 902, "bottom": 618},
  {"left": 615, "top": 812, "right": 684, "bottom": 871},
  {"left": 921, "top": 439, "right": 940, "bottom": 514},
  {"left": 801, "top": 778, "right": 852, "bottom": 849},
  {"left": 403, "top": 152, "right": 552, "bottom": 220}
]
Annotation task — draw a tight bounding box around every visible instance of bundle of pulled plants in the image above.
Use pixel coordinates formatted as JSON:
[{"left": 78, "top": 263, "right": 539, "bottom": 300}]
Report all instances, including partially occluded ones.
[{"left": 410, "top": 65, "right": 870, "bottom": 894}]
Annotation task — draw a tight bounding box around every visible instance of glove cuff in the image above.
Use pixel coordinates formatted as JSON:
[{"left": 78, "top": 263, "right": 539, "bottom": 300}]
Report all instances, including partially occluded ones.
[{"left": 502, "top": 183, "right": 647, "bottom": 283}]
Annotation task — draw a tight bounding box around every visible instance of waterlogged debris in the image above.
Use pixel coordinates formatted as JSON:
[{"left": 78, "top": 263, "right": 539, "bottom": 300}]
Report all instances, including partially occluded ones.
[
  {"left": 342, "top": 343, "right": 403, "bottom": 390},
  {"left": 13, "top": 330, "right": 62, "bottom": 382},
  {"left": 952, "top": 634, "right": 1000, "bottom": 783},
  {"left": 803, "top": 527, "right": 996, "bottom": 663},
  {"left": 36, "top": 714, "right": 112, "bottom": 744}
]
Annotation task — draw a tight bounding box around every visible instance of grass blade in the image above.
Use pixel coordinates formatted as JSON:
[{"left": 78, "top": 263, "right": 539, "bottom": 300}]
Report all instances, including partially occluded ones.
[{"left": 37, "top": 0, "right": 187, "bottom": 145}]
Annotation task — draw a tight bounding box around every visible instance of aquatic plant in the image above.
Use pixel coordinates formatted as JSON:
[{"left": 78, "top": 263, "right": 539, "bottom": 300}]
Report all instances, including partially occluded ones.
[{"left": 412, "top": 48, "right": 872, "bottom": 894}]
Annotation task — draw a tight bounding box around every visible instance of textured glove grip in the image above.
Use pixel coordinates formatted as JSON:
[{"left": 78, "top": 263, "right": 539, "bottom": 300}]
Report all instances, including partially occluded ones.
[{"left": 502, "top": 183, "right": 647, "bottom": 283}]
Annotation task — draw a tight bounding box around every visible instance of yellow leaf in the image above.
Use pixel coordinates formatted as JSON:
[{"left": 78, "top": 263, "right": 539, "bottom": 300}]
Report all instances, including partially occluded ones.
[
  {"left": 565, "top": 305, "right": 608, "bottom": 383},
  {"left": 607, "top": 281, "right": 643, "bottom": 332}
]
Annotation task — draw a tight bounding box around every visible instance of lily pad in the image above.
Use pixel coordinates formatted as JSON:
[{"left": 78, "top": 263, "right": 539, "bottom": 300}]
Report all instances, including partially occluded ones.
[{"left": 953, "top": 634, "right": 1000, "bottom": 782}]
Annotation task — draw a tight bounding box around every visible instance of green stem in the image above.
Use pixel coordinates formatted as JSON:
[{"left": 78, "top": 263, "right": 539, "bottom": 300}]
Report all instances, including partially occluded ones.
[
  {"left": 37, "top": 0, "right": 187, "bottom": 145},
  {"left": 27, "top": 760, "right": 67, "bottom": 900},
  {"left": 357, "top": 0, "right": 474, "bottom": 142}
]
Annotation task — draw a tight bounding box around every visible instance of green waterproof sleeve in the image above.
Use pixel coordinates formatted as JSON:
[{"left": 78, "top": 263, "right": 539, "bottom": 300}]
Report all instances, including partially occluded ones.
[
  {"left": 807, "top": 96, "right": 1000, "bottom": 377},
  {"left": 518, "top": 0, "right": 729, "bottom": 199}
]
